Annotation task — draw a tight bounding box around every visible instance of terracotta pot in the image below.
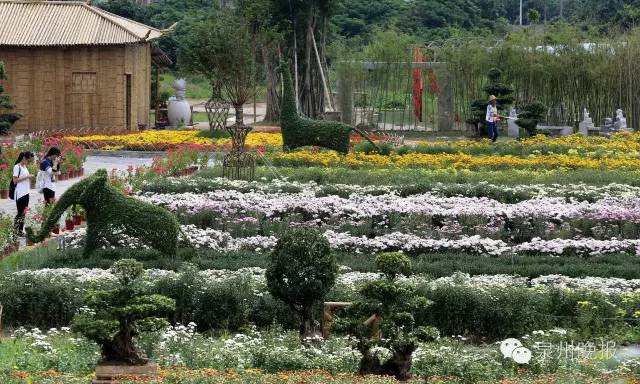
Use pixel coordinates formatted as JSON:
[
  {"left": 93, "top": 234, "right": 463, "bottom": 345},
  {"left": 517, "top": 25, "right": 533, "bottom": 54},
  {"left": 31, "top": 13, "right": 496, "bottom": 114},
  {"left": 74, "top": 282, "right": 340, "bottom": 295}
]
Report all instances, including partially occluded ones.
[
  {"left": 58, "top": 173, "right": 67, "bottom": 181},
  {"left": 0, "top": 189, "right": 8, "bottom": 199},
  {"left": 51, "top": 226, "right": 59, "bottom": 235},
  {"left": 73, "top": 215, "right": 82, "bottom": 225},
  {"left": 65, "top": 220, "right": 74, "bottom": 231}
]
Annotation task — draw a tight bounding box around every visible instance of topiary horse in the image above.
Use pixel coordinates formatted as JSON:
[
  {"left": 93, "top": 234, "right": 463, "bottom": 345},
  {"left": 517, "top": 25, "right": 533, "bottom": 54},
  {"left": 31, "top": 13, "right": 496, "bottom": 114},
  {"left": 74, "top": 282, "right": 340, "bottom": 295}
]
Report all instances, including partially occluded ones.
[
  {"left": 26, "top": 169, "right": 181, "bottom": 256},
  {"left": 279, "top": 64, "right": 377, "bottom": 154}
]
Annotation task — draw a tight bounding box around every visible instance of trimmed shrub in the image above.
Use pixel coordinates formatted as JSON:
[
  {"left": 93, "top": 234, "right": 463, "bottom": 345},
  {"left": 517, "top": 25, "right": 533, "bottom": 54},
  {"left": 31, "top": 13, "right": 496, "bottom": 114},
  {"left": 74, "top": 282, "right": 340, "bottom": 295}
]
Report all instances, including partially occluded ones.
[{"left": 266, "top": 227, "right": 338, "bottom": 337}]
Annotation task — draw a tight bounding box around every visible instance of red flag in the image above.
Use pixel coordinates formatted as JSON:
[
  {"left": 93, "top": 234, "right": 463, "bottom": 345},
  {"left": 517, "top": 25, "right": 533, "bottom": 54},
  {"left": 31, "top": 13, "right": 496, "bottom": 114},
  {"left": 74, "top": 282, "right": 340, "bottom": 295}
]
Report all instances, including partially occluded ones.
[{"left": 412, "top": 48, "right": 424, "bottom": 122}]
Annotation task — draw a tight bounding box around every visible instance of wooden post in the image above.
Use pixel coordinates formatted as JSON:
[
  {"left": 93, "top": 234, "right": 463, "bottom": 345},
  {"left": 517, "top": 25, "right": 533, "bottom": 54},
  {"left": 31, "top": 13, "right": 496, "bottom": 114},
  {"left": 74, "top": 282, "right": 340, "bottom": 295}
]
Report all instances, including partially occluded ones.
[
  {"left": 0, "top": 304, "right": 3, "bottom": 334},
  {"left": 310, "top": 28, "right": 333, "bottom": 111},
  {"left": 154, "top": 66, "right": 160, "bottom": 128},
  {"left": 322, "top": 302, "right": 351, "bottom": 338}
]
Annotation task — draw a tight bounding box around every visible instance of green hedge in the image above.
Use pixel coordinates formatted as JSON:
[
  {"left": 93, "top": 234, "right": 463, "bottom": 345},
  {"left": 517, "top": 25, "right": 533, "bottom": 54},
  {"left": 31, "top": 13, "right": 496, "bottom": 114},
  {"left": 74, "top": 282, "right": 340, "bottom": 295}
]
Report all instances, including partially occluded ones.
[
  {"left": 7, "top": 247, "right": 640, "bottom": 280},
  {"left": 0, "top": 270, "right": 635, "bottom": 341}
]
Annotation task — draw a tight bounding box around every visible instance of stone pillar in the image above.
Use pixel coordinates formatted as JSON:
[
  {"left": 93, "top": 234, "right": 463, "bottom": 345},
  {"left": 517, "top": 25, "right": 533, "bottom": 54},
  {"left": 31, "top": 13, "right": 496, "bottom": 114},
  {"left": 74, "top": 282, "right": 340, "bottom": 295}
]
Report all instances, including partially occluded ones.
[
  {"left": 508, "top": 108, "right": 519, "bottom": 138},
  {"left": 437, "top": 69, "right": 454, "bottom": 131}
]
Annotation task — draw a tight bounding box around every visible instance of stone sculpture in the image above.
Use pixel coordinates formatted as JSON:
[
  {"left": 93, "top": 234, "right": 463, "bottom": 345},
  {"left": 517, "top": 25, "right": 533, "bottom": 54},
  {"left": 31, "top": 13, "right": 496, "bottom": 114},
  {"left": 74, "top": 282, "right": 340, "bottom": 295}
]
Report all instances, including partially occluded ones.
[
  {"left": 614, "top": 109, "right": 628, "bottom": 131},
  {"left": 579, "top": 108, "right": 595, "bottom": 136}
]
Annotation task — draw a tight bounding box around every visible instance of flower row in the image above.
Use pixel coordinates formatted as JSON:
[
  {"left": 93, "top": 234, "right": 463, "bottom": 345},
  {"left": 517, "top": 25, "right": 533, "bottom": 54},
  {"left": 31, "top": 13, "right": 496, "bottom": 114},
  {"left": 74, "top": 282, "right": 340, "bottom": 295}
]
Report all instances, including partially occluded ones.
[
  {"left": 140, "top": 190, "right": 640, "bottom": 224},
  {"left": 12, "top": 267, "right": 640, "bottom": 295},
  {"left": 63, "top": 130, "right": 283, "bottom": 151},
  {"left": 60, "top": 226, "right": 640, "bottom": 258},
  {"left": 140, "top": 176, "right": 640, "bottom": 202},
  {"left": 269, "top": 151, "right": 640, "bottom": 170}
]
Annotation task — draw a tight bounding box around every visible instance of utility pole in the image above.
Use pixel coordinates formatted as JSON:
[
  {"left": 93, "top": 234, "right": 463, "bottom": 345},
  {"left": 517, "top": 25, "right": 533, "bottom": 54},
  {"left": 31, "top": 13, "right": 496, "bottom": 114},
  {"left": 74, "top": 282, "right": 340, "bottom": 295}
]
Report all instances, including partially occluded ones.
[
  {"left": 559, "top": 0, "right": 564, "bottom": 20},
  {"left": 519, "top": 0, "right": 523, "bottom": 25}
]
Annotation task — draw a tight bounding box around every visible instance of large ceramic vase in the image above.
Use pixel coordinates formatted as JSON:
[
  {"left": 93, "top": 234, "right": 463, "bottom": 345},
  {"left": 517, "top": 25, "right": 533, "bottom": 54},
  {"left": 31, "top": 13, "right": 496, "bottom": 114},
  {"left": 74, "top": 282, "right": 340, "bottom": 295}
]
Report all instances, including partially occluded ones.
[{"left": 167, "top": 79, "right": 191, "bottom": 128}]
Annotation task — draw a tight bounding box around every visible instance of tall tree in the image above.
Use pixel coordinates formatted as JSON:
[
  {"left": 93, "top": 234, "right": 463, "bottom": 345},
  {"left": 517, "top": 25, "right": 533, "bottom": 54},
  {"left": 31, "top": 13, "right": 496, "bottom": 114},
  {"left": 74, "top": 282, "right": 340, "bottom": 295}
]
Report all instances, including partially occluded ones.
[
  {"left": 266, "top": 0, "right": 337, "bottom": 118},
  {"left": 177, "top": 8, "right": 258, "bottom": 125}
]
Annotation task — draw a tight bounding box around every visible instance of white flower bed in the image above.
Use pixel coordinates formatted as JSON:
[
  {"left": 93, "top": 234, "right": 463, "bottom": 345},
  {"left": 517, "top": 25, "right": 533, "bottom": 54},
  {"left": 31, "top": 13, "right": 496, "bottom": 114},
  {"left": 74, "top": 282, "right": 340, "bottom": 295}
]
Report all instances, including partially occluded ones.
[
  {"left": 60, "top": 227, "right": 640, "bottom": 257},
  {"left": 139, "top": 190, "right": 640, "bottom": 223},
  {"left": 8, "top": 268, "right": 640, "bottom": 295}
]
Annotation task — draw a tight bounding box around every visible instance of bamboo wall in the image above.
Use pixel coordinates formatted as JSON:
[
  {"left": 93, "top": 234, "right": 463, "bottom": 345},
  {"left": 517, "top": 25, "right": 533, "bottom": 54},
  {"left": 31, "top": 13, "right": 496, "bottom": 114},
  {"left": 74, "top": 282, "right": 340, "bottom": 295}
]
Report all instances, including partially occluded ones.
[{"left": 0, "top": 44, "right": 151, "bottom": 133}]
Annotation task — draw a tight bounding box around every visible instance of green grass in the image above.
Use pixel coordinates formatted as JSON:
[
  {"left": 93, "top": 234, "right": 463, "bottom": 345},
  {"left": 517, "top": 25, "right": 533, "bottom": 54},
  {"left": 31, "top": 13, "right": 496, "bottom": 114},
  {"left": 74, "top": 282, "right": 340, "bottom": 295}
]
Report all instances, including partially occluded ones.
[{"left": 244, "top": 166, "right": 640, "bottom": 187}]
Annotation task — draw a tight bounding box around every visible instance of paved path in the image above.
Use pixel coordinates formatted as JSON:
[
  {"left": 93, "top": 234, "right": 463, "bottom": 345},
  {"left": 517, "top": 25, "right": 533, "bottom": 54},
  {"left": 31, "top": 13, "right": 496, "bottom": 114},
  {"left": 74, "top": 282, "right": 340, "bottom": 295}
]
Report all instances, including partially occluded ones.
[{"left": 0, "top": 156, "right": 152, "bottom": 215}]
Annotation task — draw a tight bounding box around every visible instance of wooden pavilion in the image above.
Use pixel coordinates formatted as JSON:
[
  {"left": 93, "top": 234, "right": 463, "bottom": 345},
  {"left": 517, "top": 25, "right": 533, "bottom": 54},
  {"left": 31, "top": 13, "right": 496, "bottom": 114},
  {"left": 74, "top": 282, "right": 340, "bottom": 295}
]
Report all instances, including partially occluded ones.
[{"left": 0, "top": 0, "right": 172, "bottom": 133}]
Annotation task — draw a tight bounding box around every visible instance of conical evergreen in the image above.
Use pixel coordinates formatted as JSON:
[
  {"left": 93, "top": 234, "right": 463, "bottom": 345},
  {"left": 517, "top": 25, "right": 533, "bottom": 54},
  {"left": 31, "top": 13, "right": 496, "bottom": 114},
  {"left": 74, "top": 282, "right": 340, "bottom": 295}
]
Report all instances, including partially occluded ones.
[
  {"left": 466, "top": 68, "right": 514, "bottom": 136},
  {"left": 0, "top": 62, "right": 22, "bottom": 135}
]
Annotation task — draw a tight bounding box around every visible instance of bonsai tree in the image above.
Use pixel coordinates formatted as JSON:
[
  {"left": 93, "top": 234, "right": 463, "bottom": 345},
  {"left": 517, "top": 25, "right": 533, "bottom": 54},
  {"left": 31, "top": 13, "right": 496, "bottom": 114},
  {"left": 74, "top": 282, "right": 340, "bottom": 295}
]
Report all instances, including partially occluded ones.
[
  {"left": 266, "top": 228, "right": 338, "bottom": 338},
  {"left": 72, "top": 259, "right": 175, "bottom": 365},
  {"left": 0, "top": 61, "right": 22, "bottom": 135},
  {"left": 467, "top": 68, "right": 514, "bottom": 137},
  {"left": 516, "top": 101, "right": 547, "bottom": 136},
  {"left": 334, "top": 252, "right": 438, "bottom": 381}
]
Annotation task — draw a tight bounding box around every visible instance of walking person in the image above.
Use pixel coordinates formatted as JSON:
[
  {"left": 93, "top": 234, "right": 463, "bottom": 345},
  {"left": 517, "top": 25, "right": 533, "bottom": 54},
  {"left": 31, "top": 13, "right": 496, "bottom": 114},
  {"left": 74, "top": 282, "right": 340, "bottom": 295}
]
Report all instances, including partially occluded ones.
[
  {"left": 39, "top": 147, "right": 62, "bottom": 204},
  {"left": 486, "top": 95, "right": 504, "bottom": 143},
  {"left": 12, "top": 151, "right": 35, "bottom": 236}
]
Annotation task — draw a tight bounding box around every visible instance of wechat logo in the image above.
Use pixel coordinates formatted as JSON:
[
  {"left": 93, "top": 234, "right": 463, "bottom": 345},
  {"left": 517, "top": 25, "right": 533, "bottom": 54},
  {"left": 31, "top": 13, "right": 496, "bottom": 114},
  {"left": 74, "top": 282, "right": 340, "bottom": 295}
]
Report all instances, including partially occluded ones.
[{"left": 500, "top": 338, "right": 532, "bottom": 364}]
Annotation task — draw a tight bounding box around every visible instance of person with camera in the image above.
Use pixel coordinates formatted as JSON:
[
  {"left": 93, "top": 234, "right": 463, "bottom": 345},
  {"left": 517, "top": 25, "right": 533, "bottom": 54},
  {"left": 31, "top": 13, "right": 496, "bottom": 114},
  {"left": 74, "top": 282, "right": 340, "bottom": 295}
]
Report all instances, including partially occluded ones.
[{"left": 38, "top": 147, "right": 62, "bottom": 204}]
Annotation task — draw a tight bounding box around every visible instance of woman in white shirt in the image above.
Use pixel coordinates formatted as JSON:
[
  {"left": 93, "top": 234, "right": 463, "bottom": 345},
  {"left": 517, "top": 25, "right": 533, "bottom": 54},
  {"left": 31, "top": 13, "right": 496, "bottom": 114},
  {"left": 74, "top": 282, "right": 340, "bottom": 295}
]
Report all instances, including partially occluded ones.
[
  {"left": 12, "top": 151, "right": 35, "bottom": 236},
  {"left": 39, "top": 147, "right": 62, "bottom": 204}
]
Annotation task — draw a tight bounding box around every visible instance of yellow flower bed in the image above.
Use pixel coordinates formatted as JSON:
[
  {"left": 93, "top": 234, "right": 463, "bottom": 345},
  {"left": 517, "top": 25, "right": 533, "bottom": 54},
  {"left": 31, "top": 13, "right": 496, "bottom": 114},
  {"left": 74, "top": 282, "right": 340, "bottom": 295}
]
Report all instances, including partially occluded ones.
[
  {"left": 415, "top": 132, "right": 640, "bottom": 152},
  {"left": 64, "top": 130, "right": 283, "bottom": 150},
  {"left": 270, "top": 151, "right": 640, "bottom": 170}
]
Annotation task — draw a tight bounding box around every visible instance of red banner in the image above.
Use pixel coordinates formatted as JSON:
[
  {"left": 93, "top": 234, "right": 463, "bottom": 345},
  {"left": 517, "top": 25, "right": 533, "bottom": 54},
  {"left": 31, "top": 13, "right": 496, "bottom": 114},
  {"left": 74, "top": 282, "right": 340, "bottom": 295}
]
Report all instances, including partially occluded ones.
[{"left": 412, "top": 48, "right": 424, "bottom": 122}]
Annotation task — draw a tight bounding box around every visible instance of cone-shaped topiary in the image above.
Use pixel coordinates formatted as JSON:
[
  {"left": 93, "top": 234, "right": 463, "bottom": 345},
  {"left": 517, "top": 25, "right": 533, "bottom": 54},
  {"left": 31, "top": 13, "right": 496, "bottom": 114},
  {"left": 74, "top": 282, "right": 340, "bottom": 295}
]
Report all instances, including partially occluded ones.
[
  {"left": 72, "top": 259, "right": 175, "bottom": 364},
  {"left": 279, "top": 63, "right": 376, "bottom": 154},
  {"left": 0, "top": 62, "right": 22, "bottom": 135},
  {"left": 26, "top": 169, "right": 181, "bottom": 256}
]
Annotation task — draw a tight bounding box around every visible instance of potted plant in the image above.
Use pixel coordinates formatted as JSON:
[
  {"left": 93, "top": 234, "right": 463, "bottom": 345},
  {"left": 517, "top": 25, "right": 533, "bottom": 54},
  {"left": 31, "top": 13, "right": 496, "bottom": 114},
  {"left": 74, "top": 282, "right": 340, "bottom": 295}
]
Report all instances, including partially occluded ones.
[
  {"left": 0, "top": 163, "right": 10, "bottom": 199},
  {"left": 37, "top": 204, "right": 59, "bottom": 235},
  {"left": 71, "top": 204, "right": 84, "bottom": 225},
  {"left": 58, "top": 163, "right": 67, "bottom": 181},
  {"left": 64, "top": 208, "right": 74, "bottom": 231},
  {"left": 72, "top": 259, "right": 175, "bottom": 381},
  {"left": 0, "top": 213, "right": 16, "bottom": 255}
]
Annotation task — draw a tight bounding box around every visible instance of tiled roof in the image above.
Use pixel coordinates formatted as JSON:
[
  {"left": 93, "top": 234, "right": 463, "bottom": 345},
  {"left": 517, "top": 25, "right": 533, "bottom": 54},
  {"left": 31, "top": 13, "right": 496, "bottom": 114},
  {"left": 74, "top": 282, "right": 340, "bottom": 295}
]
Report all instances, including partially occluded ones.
[{"left": 0, "top": 1, "right": 164, "bottom": 46}]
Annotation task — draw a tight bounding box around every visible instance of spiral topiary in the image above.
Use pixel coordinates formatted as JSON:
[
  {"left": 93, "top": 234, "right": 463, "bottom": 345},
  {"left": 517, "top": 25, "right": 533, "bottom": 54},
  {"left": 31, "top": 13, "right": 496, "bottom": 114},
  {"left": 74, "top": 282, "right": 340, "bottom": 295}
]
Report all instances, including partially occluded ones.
[
  {"left": 26, "top": 169, "right": 181, "bottom": 256},
  {"left": 279, "top": 64, "right": 377, "bottom": 154}
]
